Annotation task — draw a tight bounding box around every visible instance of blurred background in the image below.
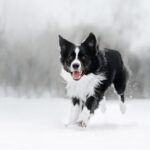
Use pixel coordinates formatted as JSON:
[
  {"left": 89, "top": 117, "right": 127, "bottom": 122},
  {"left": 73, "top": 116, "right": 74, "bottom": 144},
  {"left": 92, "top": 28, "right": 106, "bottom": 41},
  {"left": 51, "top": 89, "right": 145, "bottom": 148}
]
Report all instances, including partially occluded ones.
[{"left": 0, "top": 0, "right": 150, "bottom": 99}]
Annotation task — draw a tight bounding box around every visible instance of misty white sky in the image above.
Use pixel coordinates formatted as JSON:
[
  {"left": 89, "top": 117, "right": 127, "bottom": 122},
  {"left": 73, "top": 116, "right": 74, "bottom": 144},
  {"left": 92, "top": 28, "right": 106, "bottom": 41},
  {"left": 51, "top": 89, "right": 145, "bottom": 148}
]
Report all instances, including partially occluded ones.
[
  {"left": 0, "top": 0, "right": 150, "bottom": 54},
  {"left": 0, "top": 0, "right": 150, "bottom": 98}
]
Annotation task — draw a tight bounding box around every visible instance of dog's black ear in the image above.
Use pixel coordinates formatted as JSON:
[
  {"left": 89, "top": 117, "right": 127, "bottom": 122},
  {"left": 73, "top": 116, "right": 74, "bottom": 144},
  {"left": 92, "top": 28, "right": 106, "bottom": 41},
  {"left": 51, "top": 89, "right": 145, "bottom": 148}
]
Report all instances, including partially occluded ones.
[
  {"left": 58, "top": 35, "right": 74, "bottom": 52},
  {"left": 81, "top": 33, "right": 97, "bottom": 50}
]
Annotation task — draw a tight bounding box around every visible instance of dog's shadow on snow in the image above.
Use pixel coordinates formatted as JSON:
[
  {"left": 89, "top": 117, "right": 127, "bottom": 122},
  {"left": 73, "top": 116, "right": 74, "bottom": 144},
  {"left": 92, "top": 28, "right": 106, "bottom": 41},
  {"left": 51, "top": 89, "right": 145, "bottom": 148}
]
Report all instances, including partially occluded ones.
[
  {"left": 87, "top": 122, "right": 138, "bottom": 131},
  {"left": 64, "top": 122, "right": 138, "bottom": 131}
]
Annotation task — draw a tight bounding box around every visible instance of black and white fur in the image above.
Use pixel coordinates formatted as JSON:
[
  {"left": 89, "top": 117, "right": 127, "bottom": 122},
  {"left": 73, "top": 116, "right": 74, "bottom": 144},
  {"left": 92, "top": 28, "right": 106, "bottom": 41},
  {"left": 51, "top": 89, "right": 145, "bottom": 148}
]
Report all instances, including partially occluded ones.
[{"left": 59, "top": 33, "right": 128, "bottom": 127}]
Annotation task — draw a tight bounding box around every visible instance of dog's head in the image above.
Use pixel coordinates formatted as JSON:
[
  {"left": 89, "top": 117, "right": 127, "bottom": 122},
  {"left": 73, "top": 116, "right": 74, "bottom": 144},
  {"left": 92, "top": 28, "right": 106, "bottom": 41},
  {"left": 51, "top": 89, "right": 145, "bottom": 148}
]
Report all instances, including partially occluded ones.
[{"left": 59, "top": 33, "right": 98, "bottom": 81}]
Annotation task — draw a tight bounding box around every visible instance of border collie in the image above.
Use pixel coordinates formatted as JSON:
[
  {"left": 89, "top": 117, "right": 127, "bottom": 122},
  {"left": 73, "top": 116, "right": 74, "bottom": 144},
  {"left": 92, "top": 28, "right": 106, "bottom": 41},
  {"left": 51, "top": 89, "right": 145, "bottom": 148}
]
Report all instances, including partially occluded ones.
[{"left": 59, "top": 33, "right": 128, "bottom": 128}]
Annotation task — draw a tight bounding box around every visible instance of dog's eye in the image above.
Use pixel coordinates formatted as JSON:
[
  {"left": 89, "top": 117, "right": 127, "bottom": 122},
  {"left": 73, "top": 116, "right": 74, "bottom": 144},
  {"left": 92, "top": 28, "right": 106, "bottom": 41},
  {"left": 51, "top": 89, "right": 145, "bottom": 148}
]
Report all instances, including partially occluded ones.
[
  {"left": 68, "top": 56, "right": 74, "bottom": 61},
  {"left": 81, "top": 56, "right": 86, "bottom": 60}
]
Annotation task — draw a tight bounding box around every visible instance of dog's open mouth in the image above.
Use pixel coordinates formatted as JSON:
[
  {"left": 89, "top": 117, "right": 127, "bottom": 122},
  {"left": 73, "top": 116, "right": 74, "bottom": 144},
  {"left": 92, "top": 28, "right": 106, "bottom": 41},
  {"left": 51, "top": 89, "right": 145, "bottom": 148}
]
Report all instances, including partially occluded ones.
[{"left": 71, "top": 71, "right": 83, "bottom": 80}]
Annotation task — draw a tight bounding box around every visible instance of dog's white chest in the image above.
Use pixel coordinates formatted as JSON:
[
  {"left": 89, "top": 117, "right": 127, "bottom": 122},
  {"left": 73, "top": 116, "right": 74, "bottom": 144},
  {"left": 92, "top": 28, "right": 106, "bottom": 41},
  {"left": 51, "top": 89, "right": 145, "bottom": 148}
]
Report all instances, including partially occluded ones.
[{"left": 61, "top": 68, "right": 106, "bottom": 101}]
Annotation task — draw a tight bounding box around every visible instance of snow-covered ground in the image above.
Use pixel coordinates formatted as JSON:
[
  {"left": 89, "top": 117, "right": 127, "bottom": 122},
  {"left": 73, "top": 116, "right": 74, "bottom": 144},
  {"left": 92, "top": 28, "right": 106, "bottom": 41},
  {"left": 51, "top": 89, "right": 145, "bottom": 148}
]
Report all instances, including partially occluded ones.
[{"left": 0, "top": 97, "right": 150, "bottom": 150}]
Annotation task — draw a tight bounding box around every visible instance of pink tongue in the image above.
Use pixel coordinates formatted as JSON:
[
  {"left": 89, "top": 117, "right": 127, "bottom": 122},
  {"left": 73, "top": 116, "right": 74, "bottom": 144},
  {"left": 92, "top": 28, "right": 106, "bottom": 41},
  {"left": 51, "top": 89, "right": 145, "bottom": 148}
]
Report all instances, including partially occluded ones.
[{"left": 72, "top": 71, "right": 82, "bottom": 80}]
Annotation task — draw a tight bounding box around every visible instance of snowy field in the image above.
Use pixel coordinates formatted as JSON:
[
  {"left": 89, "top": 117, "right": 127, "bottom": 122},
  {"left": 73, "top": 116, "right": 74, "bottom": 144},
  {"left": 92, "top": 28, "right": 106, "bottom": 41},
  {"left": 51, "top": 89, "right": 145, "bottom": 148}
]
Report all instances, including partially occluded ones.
[{"left": 0, "top": 97, "right": 150, "bottom": 150}]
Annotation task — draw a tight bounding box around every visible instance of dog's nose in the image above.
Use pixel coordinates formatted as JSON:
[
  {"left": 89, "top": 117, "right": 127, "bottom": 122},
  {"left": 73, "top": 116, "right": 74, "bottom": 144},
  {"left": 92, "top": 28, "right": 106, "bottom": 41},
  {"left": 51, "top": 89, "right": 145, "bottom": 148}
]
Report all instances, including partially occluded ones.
[{"left": 72, "top": 63, "right": 79, "bottom": 69}]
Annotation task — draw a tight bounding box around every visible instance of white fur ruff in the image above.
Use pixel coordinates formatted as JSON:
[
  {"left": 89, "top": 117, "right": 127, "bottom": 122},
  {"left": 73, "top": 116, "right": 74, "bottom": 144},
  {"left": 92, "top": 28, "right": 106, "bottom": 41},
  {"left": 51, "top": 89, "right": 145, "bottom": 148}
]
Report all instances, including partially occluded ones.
[{"left": 61, "top": 68, "right": 106, "bottom": 101}]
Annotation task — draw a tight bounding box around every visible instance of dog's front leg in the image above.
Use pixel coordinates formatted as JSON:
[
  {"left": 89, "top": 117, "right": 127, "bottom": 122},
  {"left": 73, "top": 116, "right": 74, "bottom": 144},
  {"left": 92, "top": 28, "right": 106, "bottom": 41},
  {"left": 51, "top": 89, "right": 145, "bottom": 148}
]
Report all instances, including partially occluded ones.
[
  {"left": 77, "top": 96, "right": 99, "bottom": 128},
  {"left": 67, "top": 98, "right": 82, "bottom": 126}
]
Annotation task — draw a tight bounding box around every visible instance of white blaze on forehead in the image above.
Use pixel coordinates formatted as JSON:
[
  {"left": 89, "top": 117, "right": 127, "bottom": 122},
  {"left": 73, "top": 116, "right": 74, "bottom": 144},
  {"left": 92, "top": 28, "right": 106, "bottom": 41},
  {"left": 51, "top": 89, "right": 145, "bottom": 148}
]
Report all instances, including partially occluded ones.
[
  {"left": 70, "top": 47, "right": 81, "bottom": 71},
  {"left": 75, "top": 47, "right": 80, "bottom": 59}
]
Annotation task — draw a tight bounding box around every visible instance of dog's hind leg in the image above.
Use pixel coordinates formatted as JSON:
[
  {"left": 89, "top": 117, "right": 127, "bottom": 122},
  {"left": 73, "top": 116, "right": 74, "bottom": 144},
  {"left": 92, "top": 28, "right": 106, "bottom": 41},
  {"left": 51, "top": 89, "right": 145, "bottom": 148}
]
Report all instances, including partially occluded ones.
[
  {"left": 100, "top": 96, "right": 107, "bottom": 113},
  {"left": 119, "top": 93, "right": 126, "bottom": 114},
  {"left": 113, "top": 67, "right": 128, "bottom": 114}
]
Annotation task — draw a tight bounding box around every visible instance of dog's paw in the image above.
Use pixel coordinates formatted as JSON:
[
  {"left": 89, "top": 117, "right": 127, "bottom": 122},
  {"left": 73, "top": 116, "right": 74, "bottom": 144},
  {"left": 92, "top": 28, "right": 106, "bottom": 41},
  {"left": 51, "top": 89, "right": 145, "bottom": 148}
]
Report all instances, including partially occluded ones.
[{"left": 78, "top": 121, "right": 87, "bottom": 128}]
